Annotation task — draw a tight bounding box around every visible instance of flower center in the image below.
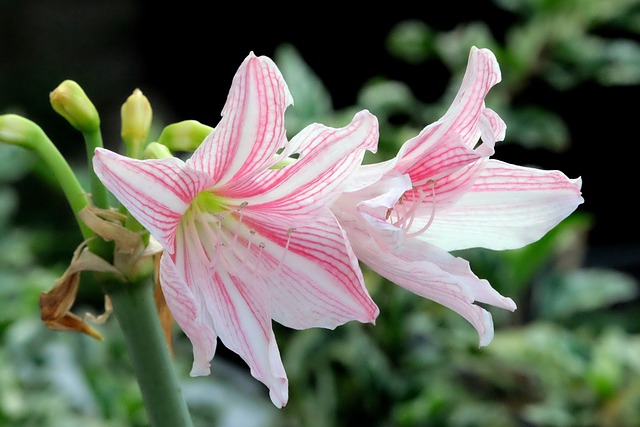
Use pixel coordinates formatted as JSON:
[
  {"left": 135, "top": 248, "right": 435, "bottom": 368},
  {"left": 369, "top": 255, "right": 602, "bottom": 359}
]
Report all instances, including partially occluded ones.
[
  {"left": 386, "top": 179, "right": 437, "bottom": 238},
  {"left": 182, "top": 191, "right": 294, "bottom": 278}
]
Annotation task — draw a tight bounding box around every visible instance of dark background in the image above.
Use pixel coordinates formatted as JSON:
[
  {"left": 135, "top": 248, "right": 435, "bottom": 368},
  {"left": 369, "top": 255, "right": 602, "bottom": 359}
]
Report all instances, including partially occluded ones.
[{"left": 1, "top": 0, "right": 638, "bottom": 278}]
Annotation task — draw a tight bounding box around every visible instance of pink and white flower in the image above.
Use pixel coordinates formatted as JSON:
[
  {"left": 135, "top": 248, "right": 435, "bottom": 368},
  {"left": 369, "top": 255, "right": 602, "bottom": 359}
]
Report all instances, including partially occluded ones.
[
  {"left": 332, "top": 46, "right": 583, "bottom": 346},
  {"left": 93, "top": 52, "right": 379, "bottom": 408}
]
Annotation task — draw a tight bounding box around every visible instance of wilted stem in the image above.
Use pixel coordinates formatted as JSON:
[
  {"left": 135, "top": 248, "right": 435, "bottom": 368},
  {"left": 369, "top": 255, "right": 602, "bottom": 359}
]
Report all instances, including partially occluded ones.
[{"left": 105, "top": 277, "right": 193, "bottom": 427}]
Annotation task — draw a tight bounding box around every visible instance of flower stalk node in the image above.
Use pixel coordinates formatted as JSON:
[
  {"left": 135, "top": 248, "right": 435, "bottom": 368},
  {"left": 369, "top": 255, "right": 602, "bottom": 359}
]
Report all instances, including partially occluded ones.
[{"left": 79, "top": 205, "right": 162, "bottom": 281}]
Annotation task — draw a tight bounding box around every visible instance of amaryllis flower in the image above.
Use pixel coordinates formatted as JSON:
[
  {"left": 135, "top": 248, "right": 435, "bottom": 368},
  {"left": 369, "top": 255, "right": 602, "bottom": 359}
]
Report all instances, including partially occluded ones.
[
  {"left": 332, "top": 46, "right": 583, "bottom": 346},
  {"left": 93, "top": 52, "right": 379, "bottom": 408}
]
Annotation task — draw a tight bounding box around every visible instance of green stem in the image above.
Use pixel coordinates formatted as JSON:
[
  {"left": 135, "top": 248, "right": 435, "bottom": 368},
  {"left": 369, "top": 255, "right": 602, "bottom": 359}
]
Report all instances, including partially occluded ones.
[
  {"left": 82, "top": 129, "right": 110, "bottom": 209},
  {"left": 105, "top": 278, "right": 194, "bottom": 427},
  {"left": 31, "top": 126, "right": 93, "bottom": 240},
  {"left": 82, "top": 128, "right": 115, "bottom": 262}
]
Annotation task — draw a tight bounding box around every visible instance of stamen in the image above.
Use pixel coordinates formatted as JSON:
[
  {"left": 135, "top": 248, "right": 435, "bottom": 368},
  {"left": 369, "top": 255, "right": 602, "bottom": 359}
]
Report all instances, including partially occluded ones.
[
  {"left": 252, "top": 242, "right": 266, "bottom": 273},
  {"left": 405, "top": 180, "right": 437, "bottom": 238},
  {"left": 246, "top": 229, "right": 256, "bottom": 253},
  {"left": 274, "top": 228, "right": 295, "bottom": 274},
  {"left": 399, "top": 188, "right": 427, "bottom": 232},
  {"left": 232, "top": 202, "right": 248, "bottom": 246}
]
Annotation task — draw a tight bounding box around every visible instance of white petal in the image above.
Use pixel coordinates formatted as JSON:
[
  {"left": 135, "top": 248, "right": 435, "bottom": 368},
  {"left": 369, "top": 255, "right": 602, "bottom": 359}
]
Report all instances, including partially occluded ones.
[
  {"left": 171, "top": 220, "right": 289, "bottom": 406},
  {"left": 244, "top": 209, "right": 379, "bottom": 329},
  {"left": 159, "top": 253, "right": 217, "bottom": 376},
  {"left": 233, "top": 110, "right": 379, "bottom": 214},
  {"left": 348, "top": 225, "right": 515, "bottom": 346},
  {"left": 93, "top": 148, "right": 212, "bottom": 251},
  {"left": 187, "top": 53, "right": 292, "bottom": 185},
  {"left": 205, "top": 268, "right": 289, "bottom": 408},
  {"left": 422, "top": 160, "right": 584, "bottom": 251}
]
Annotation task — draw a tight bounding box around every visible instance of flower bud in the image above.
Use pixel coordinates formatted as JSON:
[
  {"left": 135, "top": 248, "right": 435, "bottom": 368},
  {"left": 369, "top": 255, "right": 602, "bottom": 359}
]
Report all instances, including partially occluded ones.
[
  {"left": 143, "top": 142, "right": 173, "bottom": 159},
  {"left": 50, "top": 80, "right": 100, "bottom": 133},
  {"left": 0, "top": 114, "right": 45, "bottom": 149},
  {"left": 121, "top": 89, "right": 152, "bottom": 149},
  {"left": 157, "top": 120, "right": 213, "bottom": 152}
]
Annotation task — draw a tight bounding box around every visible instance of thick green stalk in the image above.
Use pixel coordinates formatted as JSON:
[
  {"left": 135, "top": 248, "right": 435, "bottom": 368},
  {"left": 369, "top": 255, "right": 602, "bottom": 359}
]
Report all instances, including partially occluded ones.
[
  {"left": 19, "top": 120, "right": 94, "bottom": 240},
  {"left": 105, "top": 278, "right": 194, "bottom": 427},
  {"left": 82, "top": 128, "right": 110, "bottom": 210},
  {"left": 81, "top": 128, "right": 115, "bottom": 262}
]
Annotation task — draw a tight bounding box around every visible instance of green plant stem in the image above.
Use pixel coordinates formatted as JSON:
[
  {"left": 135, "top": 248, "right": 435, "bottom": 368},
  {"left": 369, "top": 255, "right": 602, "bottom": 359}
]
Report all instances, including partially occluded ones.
[
  {"left": 82, "top": 129, "right": 110, "bottom": 209},
  {"left": 81, "top": 128, "right": 115, "bottom": 261},
  {"left": 32, "top": 129, "right": 93, "bottom": 240},
  {"left": 105, "top": 277, "right": 194, "bottom": 427}
]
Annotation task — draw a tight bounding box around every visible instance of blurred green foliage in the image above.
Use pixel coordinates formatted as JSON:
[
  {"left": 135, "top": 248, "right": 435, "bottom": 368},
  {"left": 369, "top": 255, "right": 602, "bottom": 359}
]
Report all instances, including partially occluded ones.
[{"left": 2, "top": 0, "right": 640, "bottom": 426}]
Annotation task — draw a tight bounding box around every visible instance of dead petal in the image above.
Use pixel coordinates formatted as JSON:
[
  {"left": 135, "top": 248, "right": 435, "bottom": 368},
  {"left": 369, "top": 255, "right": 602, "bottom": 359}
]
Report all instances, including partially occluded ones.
[{"left": 39, "top": 240, "right": 121, "bottom": 340}]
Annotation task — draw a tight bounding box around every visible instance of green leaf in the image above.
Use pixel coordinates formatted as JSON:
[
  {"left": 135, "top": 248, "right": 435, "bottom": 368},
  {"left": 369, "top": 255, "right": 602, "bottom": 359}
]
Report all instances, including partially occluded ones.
[
  {"left": 275, "top": 43, "right": 334, "bottom": 136},
  {"left": 534, "top": 268, "right": 639, "bottom": 319},
  {"left": 385, "top": 20, "right": 435, "bottom": 64},
  {"left": 501, "top": 106, "right": 570, "bottom": 152}
]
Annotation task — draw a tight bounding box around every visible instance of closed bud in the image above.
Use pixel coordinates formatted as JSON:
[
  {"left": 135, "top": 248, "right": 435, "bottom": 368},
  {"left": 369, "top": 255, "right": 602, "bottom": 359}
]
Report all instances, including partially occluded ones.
[
  {"left": 121, "top": 89, "right": 152, "bottom": 149},
  {"left": 157, "top": 120, "right": 213, "bottom": 152},
  {"left": 50, "top": 80, "right": 100, "bottom": 133},
  {"left": 143, "top": 142, "right": 173, "bottom": 159}
]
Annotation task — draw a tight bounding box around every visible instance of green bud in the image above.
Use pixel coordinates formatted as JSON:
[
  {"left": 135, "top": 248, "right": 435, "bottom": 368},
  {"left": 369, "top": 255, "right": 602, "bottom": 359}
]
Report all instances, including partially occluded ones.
[
  {"left": 157, "top": 120, "right": 213, "bottom": 152},
  {"left": 143, "top": 142, "right": 173, "bottom": 159},
  {"left": 121, "top": 89, "right": 152, "bottom": 151},
  {"left": 50, "top": 80, "right": 100, "bottom": 133},
  {"left": 0, "top": 114, "right": 45, "bottom": 149}
]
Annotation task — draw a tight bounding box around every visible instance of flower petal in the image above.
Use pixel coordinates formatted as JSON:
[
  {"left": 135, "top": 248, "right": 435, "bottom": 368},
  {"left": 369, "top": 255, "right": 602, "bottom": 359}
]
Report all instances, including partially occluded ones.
[
  {"left": 244, "top": 209, "right": 379, "bottom": 329},
  {"left": 205, "top": 269, "right": 289, "bottom": 408},
  {"left": 348, "top": 225, "right": 515, "bottom": 347},
  {"left": 159, "top": 253, "right": 217, "bottom": 376},
  {"left": 422, "top": 159, "right": 584, "bottom": 251},
  {"left": 400, "top": 130, "right": 483, "bottom": 188},
  {"left": 398, "top": 46, "right": 502, "bottom": 161},
  {"left": 170, "top": 218, "right": 288, "bottom": 406},
  {"left": 238, "top": 110, "right": 379, "bottom": 214},
  {"left": 187, "top": 52, "right": 292, "bottom": 185},
  {"left": 93, "top": 148, "right": 212, "bottom": 251}
]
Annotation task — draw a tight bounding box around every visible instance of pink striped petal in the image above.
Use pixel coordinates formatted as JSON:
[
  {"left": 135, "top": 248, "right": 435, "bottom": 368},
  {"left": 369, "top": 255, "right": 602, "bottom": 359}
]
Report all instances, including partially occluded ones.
[
  {"left": 400, "top": 46, "right": 502, "bottom": 160},
  {"left": 400, "top": 130, "right": 483, "bottom": 185},
  {"left": 245, "top": 209, "right": 379, "bottom": 328},
  {"left": 476, "top": 108, "right": 505, "bottom": 156},
  {"left": 159, "top": 253, "right": 217, "bottom": 376},
  {"left": 345, "top": 157, "right": 398, "bottom": 193},
  {"left": 171, "top": 214, "right": 289, "bottom": 406},
  {"left": 236, "top": 110, "right": 379, "bottom": 214},
  {"left": 204, "top": 269, "right": 288, "bottom": 408},
  {"left": 422, "top": 159, "right": 584, "bottom": 251},
  {"left": 348, "top": 224, "right": 515, "bottom": 347},
  {"left": 93, "top": 148, "right": 212, "bottom": 252},
  {"left": 187, "top": 52, "right": 292, "bottom": 185}
]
